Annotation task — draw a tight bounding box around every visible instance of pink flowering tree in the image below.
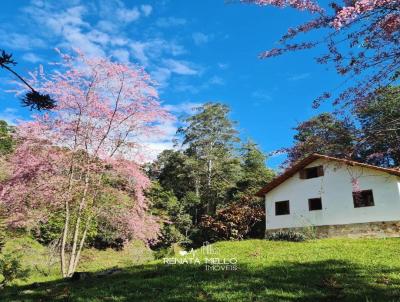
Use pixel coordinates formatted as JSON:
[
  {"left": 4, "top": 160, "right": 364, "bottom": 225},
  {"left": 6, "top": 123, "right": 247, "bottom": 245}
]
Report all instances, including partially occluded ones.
[
  {"left": 242, "top": 0, "right": 400, "bottom": 108},
  {"left": 0, "top": 50, "right": 171, "bottom": 278}
]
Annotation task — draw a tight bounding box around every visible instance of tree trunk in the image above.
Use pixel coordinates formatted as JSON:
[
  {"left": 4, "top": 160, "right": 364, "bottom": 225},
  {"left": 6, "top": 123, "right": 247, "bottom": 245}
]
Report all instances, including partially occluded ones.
[
  {"left": 72, "top": 216, "right": 91, "bottom": 273},
  {"left": 61, "top": 164, "right": 76, "bottom": 278},
  {"left": 195, "top": 177, "right": 200, "bottom": 198},
  {"left": 60, "top": 200, "right": 70, "bottom": 278},
  {"left": 61, "top": 108, "right": 82, "bottom": 278},
  {"left": 206, "top": 159, "right": 214, "bottom": 214},
  {"left": 67, "top": 172, "right": 90, "bottom": 277}
]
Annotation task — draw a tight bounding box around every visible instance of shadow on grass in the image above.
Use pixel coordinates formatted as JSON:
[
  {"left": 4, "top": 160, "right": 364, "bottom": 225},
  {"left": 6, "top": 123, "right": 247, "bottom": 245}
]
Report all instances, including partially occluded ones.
[{"left": 1, "top": 259, "right": 399, "bottom": 302}]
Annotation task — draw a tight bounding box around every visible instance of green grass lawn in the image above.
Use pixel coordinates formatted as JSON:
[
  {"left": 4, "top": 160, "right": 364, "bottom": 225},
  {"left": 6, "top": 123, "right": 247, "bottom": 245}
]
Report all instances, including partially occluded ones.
[{"left": 1, "top": 238, "right": 400, "bottom": 301}]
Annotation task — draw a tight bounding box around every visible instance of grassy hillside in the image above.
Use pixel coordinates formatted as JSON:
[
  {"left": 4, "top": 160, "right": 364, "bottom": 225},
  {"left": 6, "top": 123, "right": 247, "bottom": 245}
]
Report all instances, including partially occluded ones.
[
  {"left": 0, "top": 236, "right": 154, "bottom": 285},
  {"left": 1, "top": 238, "right": 400, "bottom": 301}
]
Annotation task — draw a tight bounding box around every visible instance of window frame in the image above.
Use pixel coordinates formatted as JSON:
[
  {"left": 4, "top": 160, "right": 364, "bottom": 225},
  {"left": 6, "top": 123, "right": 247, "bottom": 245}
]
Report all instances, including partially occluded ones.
[
  {"left": 353, "top": 189, "right": 375, "bottom": 208},
  {"left": 300, "top": 165, "right": 324, "bottom": 179},
  {"left": 308, "top": 197, "right": 323, "bottom": 211},
  {"left": 275, "top": 200, "right": 290, "bottom": 216}
]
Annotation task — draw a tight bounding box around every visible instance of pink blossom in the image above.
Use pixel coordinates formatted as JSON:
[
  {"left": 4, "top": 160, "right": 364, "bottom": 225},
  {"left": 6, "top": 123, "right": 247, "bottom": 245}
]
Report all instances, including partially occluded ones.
[
  {"left": 1, "top": 50, "right": 173, "bottom": 242},
  {"left": 245, "top": 0, "right": 400, "bottom": 107},
  {"left": 243, "top": 0, "right": 324, "bottom": 13}
]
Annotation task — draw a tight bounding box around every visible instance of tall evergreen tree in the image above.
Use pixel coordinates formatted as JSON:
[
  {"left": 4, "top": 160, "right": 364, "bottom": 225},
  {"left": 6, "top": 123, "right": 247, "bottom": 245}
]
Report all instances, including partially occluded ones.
[
  {"left": 236, "top": 141, "right": 275, "bottom": 199},
  {"left": 178, "top": 103, "right": 240, "bottom": 214}
]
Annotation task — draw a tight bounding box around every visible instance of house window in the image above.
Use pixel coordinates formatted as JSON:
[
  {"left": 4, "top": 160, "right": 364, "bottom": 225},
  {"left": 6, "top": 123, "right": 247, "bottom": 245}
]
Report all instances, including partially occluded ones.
[
  {"left": 300, "top": 165, "right": 324, "bottom": 179},
  {"left": 353, "top": 190, "right": 374, "bottom": 208},
  {"left": 308, "top": 198, "right": 322, "bottom": 211},
  {"left": 275, "top": 200, "right": 290, "bottom": 215}
]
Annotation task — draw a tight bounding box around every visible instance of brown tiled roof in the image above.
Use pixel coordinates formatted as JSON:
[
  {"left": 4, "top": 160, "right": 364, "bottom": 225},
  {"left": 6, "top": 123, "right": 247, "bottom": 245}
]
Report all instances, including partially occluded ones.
[{"left": 256, "top": 154, "right": 400, "bottom": 197}]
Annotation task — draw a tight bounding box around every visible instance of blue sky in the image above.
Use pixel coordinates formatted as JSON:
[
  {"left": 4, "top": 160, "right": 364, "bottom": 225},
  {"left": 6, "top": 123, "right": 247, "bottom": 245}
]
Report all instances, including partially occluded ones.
[{"left": 0, "top": 0, "right": 343, "bottom": 168}]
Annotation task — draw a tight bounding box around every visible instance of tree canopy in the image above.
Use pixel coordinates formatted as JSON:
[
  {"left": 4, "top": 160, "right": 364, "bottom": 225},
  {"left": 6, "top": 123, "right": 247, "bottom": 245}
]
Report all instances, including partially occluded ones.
[
  {"left": 243, "top": 0, "right": 400, "bottom": 108},
  {"left": 0, "top": 50, "right": 170, "bottom": 277},
  {"left": 283, "top": 113, "right": 357, "bottom": 166},
  {"left": 356, "top": 86, "right": 400, "bottom": 167},
  {"left": 149, "top": 102, "right": 275, "bottom": 247}
]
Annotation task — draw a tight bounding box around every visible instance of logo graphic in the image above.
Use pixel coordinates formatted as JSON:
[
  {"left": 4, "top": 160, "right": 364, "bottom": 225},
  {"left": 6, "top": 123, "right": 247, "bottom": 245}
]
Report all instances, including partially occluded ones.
[{"left": 163, "top": 241, "right": 239, "bottom": 271}]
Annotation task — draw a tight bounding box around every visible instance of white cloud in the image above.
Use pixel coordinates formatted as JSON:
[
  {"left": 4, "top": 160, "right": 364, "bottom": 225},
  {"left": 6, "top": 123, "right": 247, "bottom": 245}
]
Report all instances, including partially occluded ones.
[
  {"left": 192, "top": 32, "right": 210, "bottom": 45},
  {"left": 167, "top": 42, "right": 186, "bottom": 56},
  {"left": 22, "top": 53, "right": 43, "bottom": 63},
  {"left": 218, "top": 62, "right": 229, "bottom": 70},
  {"left": 163, "top": 59, "right": 198, "bottom": 75},
  {"left": 40, "top": 5, "right": 89, "bottom": 35},
  {"left": 164, "top": 102, "right": 202, "bottom": 115},
  {"left": 59, "top": 25, "right": 106, "bottom": 57},
  {"left": 11, "top": 0, "right": 200, "bottom": 96},
  {"left": 252, "top": 90, "right": 272, "bottom": 101},
  {"left": 130, "top": 41, "right": 149, "bottom": 66},
  {"left": 209, "top": 76, "right": 224, "bottom": 85},
  {"left": 97, "top": 20, "right": 117, "bottom": 33},
  {"left": 129, "top": 39, "right": 186, "bottom": 67},
  {"left": 140, "top": 5, "right": 153, "bottom": 17},
  {"left": 111, "top": 49, "right": 130, "bottom": 63},
  {"left": 0, "top": 108, "right": 23, "bottom": 125},
  {"left": 0, "top": 32, "right": 45, "bottom": 50},
  {"left": 116, "top": 7, "right": 140, "bottom": 23},
  {"left": 140, "top": 101, "right": 203, "bottom": 160},
  {"left": 0, "top": 0, "right": 209, "bottom": 160},
  {"left": 156, "top": 17, "right": 187, "bottom": 27},
  {"left": 288, "top": 73, "right": 311, "bottom": 81},
  {"left": 21, "top": 3, "right": 106, "bottom": 58},
  {"left": 86, "top": 29, "right": 110, "bottom": 45},
  {"left": 173, "top": 75, "right": 224, "bottom": 94},
  {"left": 110, "top": 37, "right": 128, "bottom": 47},
  {"left": 151, "top": 67, "right": 172, "bottom": 87}
]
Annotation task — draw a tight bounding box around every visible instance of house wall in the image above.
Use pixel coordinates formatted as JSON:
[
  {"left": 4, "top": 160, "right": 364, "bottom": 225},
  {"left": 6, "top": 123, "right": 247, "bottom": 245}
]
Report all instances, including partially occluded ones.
[{"left": 265, "top": 159, "right": 400, "bottom": 231}]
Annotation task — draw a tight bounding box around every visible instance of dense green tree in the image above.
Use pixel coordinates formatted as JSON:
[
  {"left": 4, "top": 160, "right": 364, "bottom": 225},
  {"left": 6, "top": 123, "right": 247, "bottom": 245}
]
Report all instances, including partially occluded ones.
[
  {"left": 147, "top": 182, "right": 192, "bottom": 247},
  {"left": 355, "top": 86, "right": 400, "bottom": 167},
  {"left": 148, "top": 150, "right": 195, "bottom": 200},
  {"left": 0, "top": 120, "right": 14, "bottom": 155},
  {"left": 284, "top": 113, "right": 357, "bottom": 166},
  {"left": 235, "top": 141, "right": 275, "bottom": 199},
  {"left": 178, "top": 103, "right": 241, "bottom": 214},
  {"left": 147, "top": 103, "right": 277, "bottom": 246}
]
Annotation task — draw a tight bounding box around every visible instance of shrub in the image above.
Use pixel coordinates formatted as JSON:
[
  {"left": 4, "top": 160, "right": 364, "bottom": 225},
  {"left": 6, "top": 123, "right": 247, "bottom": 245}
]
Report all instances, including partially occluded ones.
[
  {"left": 152, "top": 243, "right": 187, "bottom": 260},
  {"left": 301, "top": 225, "right": 317, "bottom": 240},
  {"left": 147, "top": 183, "right": 193, "bottom": 249},
  {"left": 32, "top": 212, "right": 125, "bottom": 250},
  {"left": 0, "top": 253, "right": 30, "bottom": 287},
  {"left": 31, "top": 213, "right": 65, "bottom": 245},
  {"left": 200, "top": 200, "right": 264, "bottom": 242},
  {"left": 153, "top": 246, "right": 175, "bottom": 260},
  {"left": 266, "top": 231, "right": 306, "bottom": 242},
  {"left": 91, "top": 219, "right": 125, "bottom": 251},
  {"left": 150, "top": 224, "right": 186, "bottom": 250}
]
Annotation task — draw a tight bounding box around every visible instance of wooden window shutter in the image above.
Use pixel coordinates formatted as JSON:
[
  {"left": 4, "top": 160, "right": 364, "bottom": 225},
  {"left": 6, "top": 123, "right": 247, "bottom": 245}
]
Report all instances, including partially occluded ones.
[{"left": 317, "top": 166, "right": 324, "bottom": 177}]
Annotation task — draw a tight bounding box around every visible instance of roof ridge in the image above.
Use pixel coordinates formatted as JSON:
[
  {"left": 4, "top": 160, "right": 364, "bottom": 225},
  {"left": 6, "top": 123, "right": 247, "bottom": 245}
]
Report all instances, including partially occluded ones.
[{"left": 256, "top": 153, "right": 400, "bottom": 197}]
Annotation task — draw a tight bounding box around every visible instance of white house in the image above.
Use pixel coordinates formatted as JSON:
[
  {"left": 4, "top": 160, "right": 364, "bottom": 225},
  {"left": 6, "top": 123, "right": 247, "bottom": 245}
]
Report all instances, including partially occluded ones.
[{"left": 256, "top": 154, "right": 400, "bottom": 237}]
